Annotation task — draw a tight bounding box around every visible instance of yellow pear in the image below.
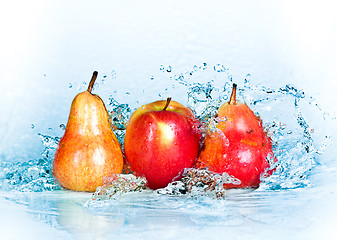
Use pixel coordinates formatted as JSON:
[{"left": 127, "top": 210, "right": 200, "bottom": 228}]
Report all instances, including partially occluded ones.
[{"left": 53, "top": 71, "right": 123, "bottom": 192}]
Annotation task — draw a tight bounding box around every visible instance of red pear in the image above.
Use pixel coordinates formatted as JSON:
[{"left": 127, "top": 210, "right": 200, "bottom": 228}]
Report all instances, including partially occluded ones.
[{"left": 196, "top": 84, "right": 274, "bottom": 188}]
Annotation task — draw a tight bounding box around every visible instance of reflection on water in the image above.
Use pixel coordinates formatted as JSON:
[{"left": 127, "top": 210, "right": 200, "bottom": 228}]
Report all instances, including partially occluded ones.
[
  {"left": 0, "top": 64, "right": 335, "bottom": 239},
  {"left": 1, "top": 187, "right": 328, "bottom": 239}
]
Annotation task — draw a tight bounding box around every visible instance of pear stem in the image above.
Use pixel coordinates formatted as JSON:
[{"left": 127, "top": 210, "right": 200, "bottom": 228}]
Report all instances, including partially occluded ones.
[
  {"left": 87, "top": 71, "right": 98, "bottom": 94},
  {"left": 229, "top": 83, "right": 237, "bottom": 105},
  {"left": 163, "top": 97, "right": 172, "bottom": 111}
]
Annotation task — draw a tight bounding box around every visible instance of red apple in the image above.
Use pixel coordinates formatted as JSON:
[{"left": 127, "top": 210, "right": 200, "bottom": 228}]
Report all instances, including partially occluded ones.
[
  {"left": 195, "top": 84, "right": 275, "bottom": 188},
  {"left": 124, "top": 98, "right": 202, "bottom": 189}
]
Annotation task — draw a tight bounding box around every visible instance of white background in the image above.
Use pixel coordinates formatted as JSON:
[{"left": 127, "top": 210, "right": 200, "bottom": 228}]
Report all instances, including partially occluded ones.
[{"left": 1, "top": 0, "right": 337, "bottom": 161}]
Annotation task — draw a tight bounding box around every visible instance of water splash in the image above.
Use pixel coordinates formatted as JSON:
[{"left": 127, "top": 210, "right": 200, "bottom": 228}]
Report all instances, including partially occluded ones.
[
  {"left": 0, "top": 133, "right": 61, "bottom": 192},
  {"left": 157, "top": 168, "right": 241, "bottom": 199},
  {"left": 38, "top": 133, "right": 60, "bottom": 160},
  {"left": 164, "top": 64, "right": 333, "bottom": 190},
  {"left": 160, "top": 65, "right": 173, "bottom": 73},
  {"left": 108, "top": 98, "right": 132, "bottom": 144},
  {"left": 85, "top": 174, "right": 147, "bottom": 207},
  {"left": 0, "top": 158, "right": 60, "bottom": 192},
  {"left": 1, "top": 63, "right": 333, "bottom": 195}
]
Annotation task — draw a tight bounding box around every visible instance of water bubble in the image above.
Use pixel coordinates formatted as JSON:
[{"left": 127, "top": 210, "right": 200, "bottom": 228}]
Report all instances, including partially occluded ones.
[
  {"left": 244, "top": 74, "right": 252, "bottom": 85},
  {"left": 174, "top": 74, "right": 188, "bottom": 86},
  {"left": 75, "top": 81, "right": 88, "bottom": 91},
  {"left": 110, "top": 70, "right": 117, "bottom": 79},
  {"left": 160, "top": 65, "right": 172, "bottom": 73},
  {"left": 213, "top": 64, "right": 227, "bottom": 72}
]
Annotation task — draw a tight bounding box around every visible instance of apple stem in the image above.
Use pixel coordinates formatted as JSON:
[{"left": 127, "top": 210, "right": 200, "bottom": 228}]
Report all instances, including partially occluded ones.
[
  {"left": 229, "top": 83, "right": 237, "bottom": 105},
  {"left": 163, "top": 97, "right": 172, "bottom": 111},
  {"left": 87, "top": 71, "right": 98, "bottom": 94}
]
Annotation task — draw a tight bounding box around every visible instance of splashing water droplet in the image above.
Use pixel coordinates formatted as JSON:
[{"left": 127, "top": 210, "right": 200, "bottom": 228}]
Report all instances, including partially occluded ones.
[
  {"left": 85, "top": 174, "right": 147, "bottom": 207},
  {"left": 160, "top": 65, "right": 172, "bottom": 73},
  {"left": 0, "top": 63, "right": 333, "bottom": 196},
  {"left": 157, "top": 168, "right": 241, "bottom": 199},
  {"left": 0, "top": 158, "right": 60, "bottom": 192},
  {"left": 108, "top": 97, "right": 132, "bottom": 142},
  {"left": 0, "top": 133, "right": 61, "bottom": 192},
  {"left": 38, "top": 133, "right": 60, "bottom": 160},
  {"left": 213, "top": 64, "right": 228, "bottom": 72}
]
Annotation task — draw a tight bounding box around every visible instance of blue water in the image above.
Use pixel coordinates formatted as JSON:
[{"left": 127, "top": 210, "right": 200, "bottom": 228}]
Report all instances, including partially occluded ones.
[{"left": 1, "top": 64, "right": 336, "bottom": 239}]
